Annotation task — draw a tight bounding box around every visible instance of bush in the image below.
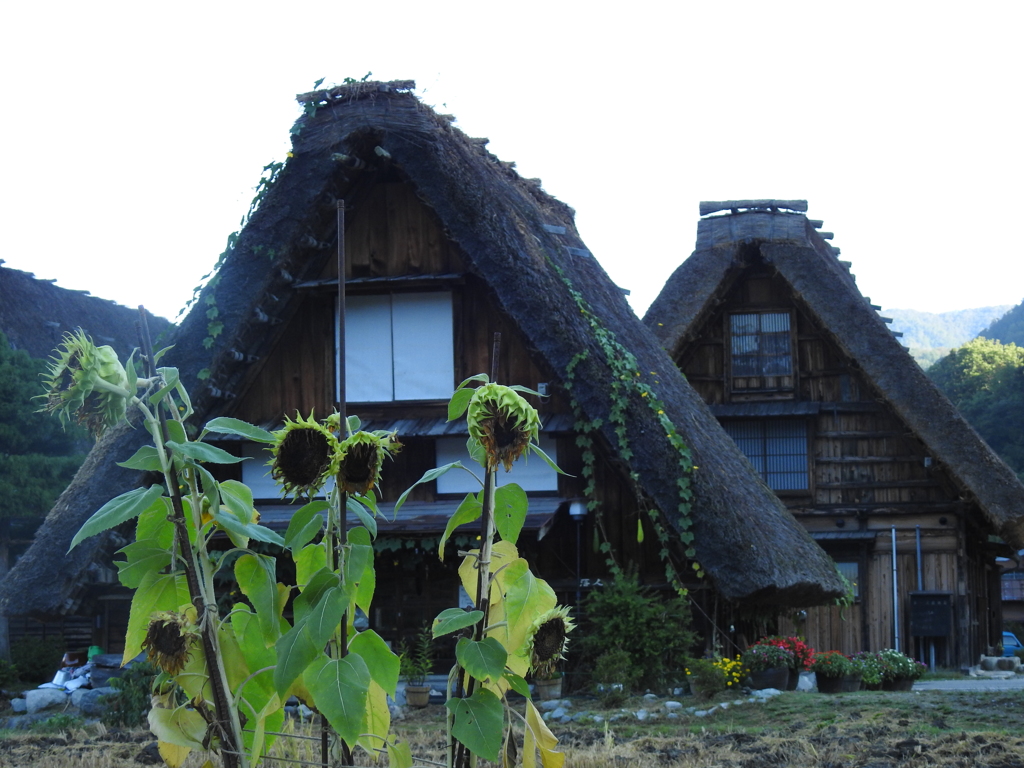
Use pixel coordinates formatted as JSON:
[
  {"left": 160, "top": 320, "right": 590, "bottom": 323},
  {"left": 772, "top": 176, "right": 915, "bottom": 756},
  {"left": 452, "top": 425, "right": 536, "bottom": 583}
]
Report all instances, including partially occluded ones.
[
  {"left": 760, "top": 636, "right": 815, "bottom": 670},
  {"left": 685, "top": 656, "right": 744, "bottom": 699},
  {"left": 579, "top": 573, "right": 696, "bottom": 692},
  {"left": 0, "top": 658, "right": 20, "bottom": 686},
  {"left": 592, "top": 649, "right": 639, "bottom": 706},
  {"left": 742, "top": 643, "right": 794, "bottom": 672},
  {"left": 850, "top": 652, "right": 884, "bottom": 686},
  {"left": 101, "top": 661, "right": 157, "bottom": 728},
  {"left": 11, "top": 637, "right": 65, "bottom": 683},
  {"left": 31, "top": 713, "right": 84, "bottom": 732},
  {"left": 876, "top": 648, "right": 926, "bottom": 680}
]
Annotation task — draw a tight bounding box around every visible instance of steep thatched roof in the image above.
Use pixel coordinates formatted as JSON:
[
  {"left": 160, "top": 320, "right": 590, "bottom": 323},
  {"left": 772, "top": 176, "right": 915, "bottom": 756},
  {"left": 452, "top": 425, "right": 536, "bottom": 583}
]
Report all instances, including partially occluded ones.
[
  {"left": 0, "top": 85, "right": 844, "bottom": 617},
  {"left": 644, "top": 200, "right": 1024, "bottom": 550},
  {"left": 0, "top": 261, "right": 170, "bottom": 361}
]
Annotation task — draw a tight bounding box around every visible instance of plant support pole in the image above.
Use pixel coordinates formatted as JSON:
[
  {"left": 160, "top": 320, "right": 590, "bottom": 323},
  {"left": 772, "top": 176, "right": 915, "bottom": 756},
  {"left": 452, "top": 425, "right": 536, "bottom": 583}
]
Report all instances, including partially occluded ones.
[{"left": 892, "top": 526, "right": 900, "bottom": 652}]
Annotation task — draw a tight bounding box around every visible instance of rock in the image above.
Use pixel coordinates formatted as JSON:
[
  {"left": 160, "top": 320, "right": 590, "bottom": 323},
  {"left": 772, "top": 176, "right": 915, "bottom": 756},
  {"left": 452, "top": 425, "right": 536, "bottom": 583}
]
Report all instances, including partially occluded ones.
[
  {"left": 25, "top": 688, "right": 69, "bottom": 715},
  {"left": 664, "top": 701, "right": 682, "bottom": 710},
  {"left": 635, "top": 710, "right": 648, "bottom": 721},
  {"left": 719, "top": 702, "right": 730, "bottom": 710},
  {"left": 643, "top": 693, "right": 658, "bottom": 701},
  {"left": 980, "top": 656, "right": 998, "bottom": 671},
  {"left": 592, "top": 714, "right": 604, "bottom": 723},
  {"left": 667, "top": 712, "right": 679, "bottom": 719},
  {"left": 559, "top": 715, "right": 572, "bottom": 724},
  {"left": 136, "top": 741, "right": 163, "bottom": 765},
  {"left": 10, "top": 698, "right": 26, "bottom": 713},
  {"left": 750, "top": 688, "right": 783, "bottom": 701},
  {"left": 2, "top": 713, "right": 54, "bottom": 730},
  {"left": 550, "top": 707, "right": 567, "bottom": 720},
  {"left": 539, "top": 698, "right": 569, "bottom": 711},
  {"left": 797, "top": 672, "right": 815, "bottom": 691},
  {"left": 71, "top": 687, "right": 116, "bottom": 717}
]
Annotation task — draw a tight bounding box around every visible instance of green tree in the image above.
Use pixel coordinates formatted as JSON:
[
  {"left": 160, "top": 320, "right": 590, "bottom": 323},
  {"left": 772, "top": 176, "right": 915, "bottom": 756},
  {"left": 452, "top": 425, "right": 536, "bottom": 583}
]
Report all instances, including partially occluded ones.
[
  {"left": 0, "top": 331, "right": 89, "bottom": 658},
  {"left": 929, "top": 337, "right": 1024, "bottom": 477}
]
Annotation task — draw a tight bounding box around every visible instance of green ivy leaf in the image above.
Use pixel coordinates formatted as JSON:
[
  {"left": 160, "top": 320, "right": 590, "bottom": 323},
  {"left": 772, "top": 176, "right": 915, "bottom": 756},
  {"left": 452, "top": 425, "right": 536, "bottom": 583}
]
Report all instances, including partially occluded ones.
[
  {"left": 445, "top": 689, "right": 503, "bottom": 762},
  {"left": 432, "top": 608, "right": 484, "bottom": 638},
  {"left": 455, "top": 637, "right": 507, "bottom": 684},
  {"left": 70, "top": 485, "right": 165, "bottom": 551},
  {"left": 202, "top": 417, "right": 276, "bottom": 443},
  {"left": 304, "top": 654, "right": 371, "bottom": 746}
]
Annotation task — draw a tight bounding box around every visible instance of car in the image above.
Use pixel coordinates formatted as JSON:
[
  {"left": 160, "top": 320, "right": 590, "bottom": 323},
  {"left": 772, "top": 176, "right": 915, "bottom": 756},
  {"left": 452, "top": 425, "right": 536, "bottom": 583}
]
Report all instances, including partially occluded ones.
[{"left": 1002, "top": 631, "right": 1023, "bottom": 657}]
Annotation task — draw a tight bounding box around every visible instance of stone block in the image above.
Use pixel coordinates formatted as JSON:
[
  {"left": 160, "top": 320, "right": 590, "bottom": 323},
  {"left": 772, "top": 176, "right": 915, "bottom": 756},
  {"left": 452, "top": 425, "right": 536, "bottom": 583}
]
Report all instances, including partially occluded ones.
[{"left": 25, "top": 688, "right": 69, "bottom": 715}]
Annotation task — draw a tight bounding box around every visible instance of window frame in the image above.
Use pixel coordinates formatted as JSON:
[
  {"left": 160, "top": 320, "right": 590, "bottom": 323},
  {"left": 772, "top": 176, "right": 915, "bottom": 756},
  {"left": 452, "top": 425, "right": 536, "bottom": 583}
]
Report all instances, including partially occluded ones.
[
  {"left": 722, "top": 417, "right": 811, "bottom": 494},
  {"left": 726, "top": 309, "right": 797, "bottom": 397}
]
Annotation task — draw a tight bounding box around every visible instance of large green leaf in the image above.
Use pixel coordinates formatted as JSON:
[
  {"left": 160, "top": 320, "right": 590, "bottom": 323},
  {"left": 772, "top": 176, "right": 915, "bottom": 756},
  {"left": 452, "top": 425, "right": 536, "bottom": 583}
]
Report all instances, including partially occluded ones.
[
  {"left": 235, "top": 554, "right": 280, "bottom": 646},
  {"left": 122, "top": 570, "right": 190, "bottom": 665},
  {"left": 148, "top": 705, "right": 206, "bottom": 749},
  {"left": 273, "top": 586, "right": 345, "bottom": 696},
  {"left": 445, "top": 689, "right": 503, "bottom": 762},
  {"left": 115, "top": 539, "right": 171, "bottom": 588},
  {"left": 347, "top": 496, "right": 377, "bottom": 538},
  {"left": 448, "top": 387, "right": 474, "bottom": 421},
  {"left": 293, "top": 568, "right": 341, "bottom": 626},
  {"left": 304, "top": 654, "right": 371, "bottom": 746},
  {"left": 117, "top": 445, "right": 164, "bottom": 472},
  {"left": 71, "top": 485, "right": 165, "bottom": 551},
  {"left": 438, "top": 493, "right": 482, "bottom": 559},
  {"left": 433, "top": 607, "right": 484, "bottom": 638},
  {"left": 394, "top": 462, "right": 473, "bottom": 515},
  {"left": 386, "top": 739, "right": 414, "bottom": 768},
  {"left": 502, "top": 560, "right": 556, "bottom": 655},
  {"left": 203, "top": 417, "right": 276, "bottom": 443},
  {"left": 455, "top": 637, "right": 507, "bottom": 684},
  {"left": 165, "top": 440, "right": 246, "bottom": 465},
  {"left": 349, "top": 630, "right": 400, "bottom": 695},
  {"left": 135, "top": 497, "right": 174, "bottom": 550},
  {"left": 284, "top": 500, "right": 327, "bottom": 553},
  {"left": 359, "top": 680, "right": 392, "bottom": 757},
  {"left": 493, "top": 483, "right": 527, "bottom": 545},
  {"left": 294, "top": 544, "right": 327, "bottom": 589}
]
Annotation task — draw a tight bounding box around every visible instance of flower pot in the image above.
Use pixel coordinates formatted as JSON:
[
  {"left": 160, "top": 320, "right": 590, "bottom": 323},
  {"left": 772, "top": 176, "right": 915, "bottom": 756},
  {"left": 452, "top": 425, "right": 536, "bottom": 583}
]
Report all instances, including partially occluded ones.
[
  {"left": 786, "top": 669, "right": 799, "bottom": 691},
  {"left": 535, "top": 677, "right": 563, "bottom": 700},
  {"left": 404, "top": 685, "right": 431, "bottom": 708},
  {"left": 881, "top": 677, "right": 915, "bottom": 692},
  {"left": 815, "top": 671, "right": 861, "bottom": 693},
  {"left": 748, "top": 667, "right": 790, "bottom": 691}
]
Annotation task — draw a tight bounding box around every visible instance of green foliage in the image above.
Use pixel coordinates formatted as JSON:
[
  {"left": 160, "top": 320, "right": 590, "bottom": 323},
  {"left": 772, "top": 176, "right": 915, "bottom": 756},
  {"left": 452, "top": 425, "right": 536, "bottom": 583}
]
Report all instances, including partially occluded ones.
[
  {"left": 811, "top": 650, "right": 853, "bottom": 678},
  {"left": 10, "top": 637, "right": 64, "bottom": 683},
  {"left": 0, "top": 658, "right": 19, "bottom": 686},
  {"left": 579, "top": 573, "right": 696, "bottom": 691},
  {"left": 684, "top": 656, "right": 743, "bottom": 699},
  {"left": 31, "top": 713, "right": 84, "bottom": 732},
  {"left": 0, "top": 332, "right": 87, "bottom": 530},
  {"left": 398, "top": 623, "right": 434, "bottom": 686},
  {"left": 101, "top": 661, "right": 158, "bottom": 727},
  {"left": 979, "top": 300, "right": 1024, "bottom": 346},
  {"left": 928, "top": 337, "right": 1024, "bottom": 477},
  {"left": 592, "top": 649, "right": 638, "bottom": 706}
]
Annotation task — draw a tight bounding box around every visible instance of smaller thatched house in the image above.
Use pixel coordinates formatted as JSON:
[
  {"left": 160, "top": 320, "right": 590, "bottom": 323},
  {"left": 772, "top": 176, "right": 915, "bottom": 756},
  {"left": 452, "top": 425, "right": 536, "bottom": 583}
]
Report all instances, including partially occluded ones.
[
  {"left": 0, "top": 95, "right": 843, "bottom": 659},
  {"left": 644, "top": 199, "right": 1024, "bottom": 666}
]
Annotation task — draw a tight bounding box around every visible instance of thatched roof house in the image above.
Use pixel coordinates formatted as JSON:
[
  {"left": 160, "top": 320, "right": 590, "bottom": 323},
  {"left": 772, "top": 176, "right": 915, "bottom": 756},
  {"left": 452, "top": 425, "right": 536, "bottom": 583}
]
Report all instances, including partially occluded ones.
[
  {"left": 1, "top": 88, "right": 843, "bottom": 628},
  {"left": 643, "top": 200, "right": 1024, "bottom": 661},
  {"left": 0, "top": 260, "right": 169, "bottom": 361}
]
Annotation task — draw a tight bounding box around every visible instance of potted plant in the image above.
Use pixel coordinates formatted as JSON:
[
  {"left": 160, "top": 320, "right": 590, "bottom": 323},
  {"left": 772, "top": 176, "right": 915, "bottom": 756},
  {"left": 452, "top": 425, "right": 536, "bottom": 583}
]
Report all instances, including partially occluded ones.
[
  {"left": 876, "top": 648, "right": 925, "bottom": 691},
  {"left": 399, "top": 623, "right": 434, "bottom": 707},
  {"left": 741, "top": 643, "right": 793, "bottom": 690},
  {"left": 850, "top": 651, "right": 884, "bottom": 690},
  {"left": 811, "top": 651, "right": 856, "bottom": 693},
  {"left": 762, "top": 636, "right": 814, "bottom": 690}
]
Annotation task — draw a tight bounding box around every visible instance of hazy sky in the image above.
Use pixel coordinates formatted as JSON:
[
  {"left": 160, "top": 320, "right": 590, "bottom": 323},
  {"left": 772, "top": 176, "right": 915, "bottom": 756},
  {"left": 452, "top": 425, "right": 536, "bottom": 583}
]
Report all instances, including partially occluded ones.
[{"left": 2, "top": 2, "right": 1020, "bottom": 322}]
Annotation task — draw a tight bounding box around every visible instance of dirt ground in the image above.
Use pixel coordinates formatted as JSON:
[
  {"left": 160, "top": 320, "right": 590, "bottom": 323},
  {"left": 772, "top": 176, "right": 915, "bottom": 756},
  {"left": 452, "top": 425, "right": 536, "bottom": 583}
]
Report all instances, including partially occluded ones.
[{"left": 3, "top": 690, "right": 1024, "bottom": 767}]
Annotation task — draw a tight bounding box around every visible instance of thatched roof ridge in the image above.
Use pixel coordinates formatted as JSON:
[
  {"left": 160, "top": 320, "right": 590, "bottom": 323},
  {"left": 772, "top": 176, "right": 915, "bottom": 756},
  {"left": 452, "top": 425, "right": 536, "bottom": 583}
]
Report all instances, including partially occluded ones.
[
  {"left": 644, "top": 204, "right": 1024, "bottom": 549},
  {"left": 0, "top": 261, "right": 170, "bottom": 361},
  {"left": 0, "top": 86, "right": 844, "bottom": 616}
]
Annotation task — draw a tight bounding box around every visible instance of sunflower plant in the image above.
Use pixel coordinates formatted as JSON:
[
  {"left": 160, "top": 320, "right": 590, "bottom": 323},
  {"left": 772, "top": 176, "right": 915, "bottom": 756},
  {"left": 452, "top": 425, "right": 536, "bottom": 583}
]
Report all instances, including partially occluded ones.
[
  {"left": 397, "top": 373, "right": 569, "bottom": 768},
  {"left": 51, "top": 329, "right": 408, "bottom": 768}
]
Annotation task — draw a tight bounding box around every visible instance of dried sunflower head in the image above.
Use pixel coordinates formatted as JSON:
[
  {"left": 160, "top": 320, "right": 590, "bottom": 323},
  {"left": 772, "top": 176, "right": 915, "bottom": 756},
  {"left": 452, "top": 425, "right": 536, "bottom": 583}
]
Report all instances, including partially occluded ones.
[
  {"left": 270, "top": 412, "right": 340, "bottom": 499},
  {"left": 526, "top": 605, "right": 574, "bottom": 679},
  {"left": 41, "top": 329, "right": 130, "bottom": 436},
  {"left": 142, "top": 611, "right": 199, "bottom": 675},
  {"left": 467, "top": 383, "right": 540, "bottom": 471},
  {"left": 337, "top": 430, "right": 402, "bottom": 496}
]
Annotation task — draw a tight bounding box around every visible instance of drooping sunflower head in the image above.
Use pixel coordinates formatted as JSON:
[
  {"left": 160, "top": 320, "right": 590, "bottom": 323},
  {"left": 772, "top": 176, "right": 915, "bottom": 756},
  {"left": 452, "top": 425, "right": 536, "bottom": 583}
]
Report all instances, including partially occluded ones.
[
  {"left": 41, "top": 329, "right": 129, "bottom": 436},
  {"left": 142, "top": 611, "right": 199, "bottom": 676},
  {"left": 270, "top": 412, "right": 340, "bottom": 499},
  {"left": 526, "top": 605, "right": 575, "bottom": 679},
  {"left": 337, "top": 430, "right": 402, "bottom": 496},
  {"left": 467, "top": 383, "right": 540, "bottom": 471}
]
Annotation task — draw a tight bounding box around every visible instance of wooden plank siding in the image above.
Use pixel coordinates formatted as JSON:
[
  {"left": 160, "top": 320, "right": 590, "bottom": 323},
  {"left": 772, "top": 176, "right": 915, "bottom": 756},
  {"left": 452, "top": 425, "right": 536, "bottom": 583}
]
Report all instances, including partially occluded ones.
[{"left": 674, "top": 265, "right": 998, "bottom": 665}]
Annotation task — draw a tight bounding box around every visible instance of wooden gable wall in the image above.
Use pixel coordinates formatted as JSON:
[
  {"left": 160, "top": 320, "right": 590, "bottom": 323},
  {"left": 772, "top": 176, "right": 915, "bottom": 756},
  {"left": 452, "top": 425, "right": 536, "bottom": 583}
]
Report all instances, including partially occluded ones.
[{"left": 675, "top": 260, "right": 1000, "bottom": 664}]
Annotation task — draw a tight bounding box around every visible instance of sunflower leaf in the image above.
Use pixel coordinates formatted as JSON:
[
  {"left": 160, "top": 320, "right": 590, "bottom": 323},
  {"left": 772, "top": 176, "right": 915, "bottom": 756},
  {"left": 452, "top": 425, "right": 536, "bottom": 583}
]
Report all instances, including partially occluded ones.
[
  {"left": 202, "top": 417, "right": 276, "bottom": 444},
  {"left": 70, "top": 485, "right": 165, "bottom": 551},
  {"left": 438, "top": 493, "right": 482, "bottom": 559},
  {"left": 433, "top": 608, "right": 484, "bottom": 638}
]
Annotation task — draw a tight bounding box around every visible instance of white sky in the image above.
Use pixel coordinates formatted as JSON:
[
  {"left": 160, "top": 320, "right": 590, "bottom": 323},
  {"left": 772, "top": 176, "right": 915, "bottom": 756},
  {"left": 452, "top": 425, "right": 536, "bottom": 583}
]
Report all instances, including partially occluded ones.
[{"left": 2, "top": 2, "right": 1021, "bottom": 322}]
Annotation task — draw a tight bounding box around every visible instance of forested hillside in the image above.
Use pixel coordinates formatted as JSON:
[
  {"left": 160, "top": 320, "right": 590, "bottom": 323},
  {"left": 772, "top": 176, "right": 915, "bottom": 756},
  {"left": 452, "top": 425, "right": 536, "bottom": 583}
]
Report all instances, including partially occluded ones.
[
  {"left": 886, "top": 305, "right": 1012, "bottom": 369},
  {"left": 928, "top": 337, "right": 1024, "bottom": 479},
  {"left": 979, "top": 301, "right": 1024, "bottom": 346}
]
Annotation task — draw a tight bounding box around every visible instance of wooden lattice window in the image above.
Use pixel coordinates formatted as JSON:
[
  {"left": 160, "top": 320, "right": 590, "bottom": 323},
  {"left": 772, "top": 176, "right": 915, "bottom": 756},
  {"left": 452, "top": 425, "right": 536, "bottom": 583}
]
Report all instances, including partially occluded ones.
[
  {"left": 723, "top": 419, "right": 808, "bottom": 491},
  {"left": 729, "top": 311, "right": 793, "bottom": 391}
]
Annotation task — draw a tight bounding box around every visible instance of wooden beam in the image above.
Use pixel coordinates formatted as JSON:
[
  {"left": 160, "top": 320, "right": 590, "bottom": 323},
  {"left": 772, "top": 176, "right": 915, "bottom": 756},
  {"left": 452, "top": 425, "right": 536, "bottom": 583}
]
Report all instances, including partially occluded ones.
[{"left": 815, "top": 480, "right": 940, "bottom": 490}]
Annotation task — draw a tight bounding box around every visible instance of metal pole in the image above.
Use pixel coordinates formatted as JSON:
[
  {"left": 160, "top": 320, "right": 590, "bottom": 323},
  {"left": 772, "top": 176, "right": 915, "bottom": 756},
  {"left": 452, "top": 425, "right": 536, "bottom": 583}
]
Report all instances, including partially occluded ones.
[
  {"left": 575, "top": 518, "right": 582, "bottom": 607},
  {"left": 337, "top": 201, "right": 346, "bottom": 424},
  {"left": 892, "top": 526, "right": 900, "bottom": 652}
]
